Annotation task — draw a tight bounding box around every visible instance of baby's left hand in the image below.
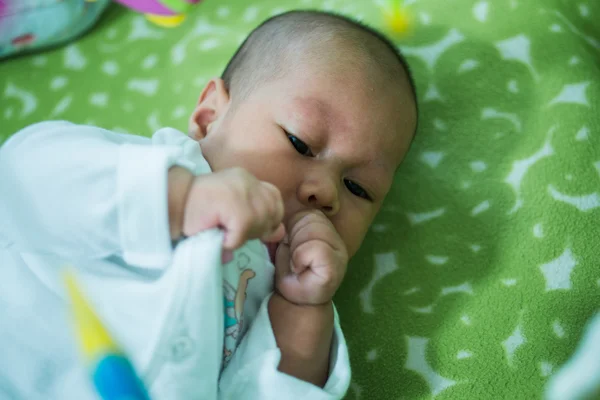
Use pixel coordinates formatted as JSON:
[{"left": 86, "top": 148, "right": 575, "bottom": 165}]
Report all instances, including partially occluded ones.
[{"left": 274, "top": 211, "right": 348, "bottom": 306}]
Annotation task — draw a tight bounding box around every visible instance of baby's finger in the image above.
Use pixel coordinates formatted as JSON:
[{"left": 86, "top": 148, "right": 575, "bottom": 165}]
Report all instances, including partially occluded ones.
[
  {"left": 225, "top": 213, "right": 279, "bottom": 249},
  {"left": 274, "top": 241, "right": 296, "bottom": 289},
  {"left": 294, "top": 241, "right": 342, "bottom": 297},
  {"left": 261, "top": 181, "right": 284, "bottom": 220},
  {"left": 288, "top": 219, "right": 339, "bottom": 258},
  {"left": 261, "top": 223, "right": 285, "bottom": 243},
  {"left": 275, "top": 240, "right": 291, "bottom": 275},
  {"left": 221, "top": 214, "right": 252, "bottom": 250},
  {"left": 290, "top": 240, "right": 328, "bottom": 276},
  {"left": 275, "top": 241, "right": 330, "bottom": 305}
]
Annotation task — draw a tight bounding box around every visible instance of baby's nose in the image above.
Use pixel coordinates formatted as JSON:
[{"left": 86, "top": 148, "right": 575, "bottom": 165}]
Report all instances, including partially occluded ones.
[{"left": 298, "top": 177, "right": 340, "bottom": 217}]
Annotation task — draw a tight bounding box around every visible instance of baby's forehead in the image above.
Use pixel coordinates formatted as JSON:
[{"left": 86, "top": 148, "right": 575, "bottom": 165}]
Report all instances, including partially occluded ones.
[{"left": 260, "top": 55, "right": 415, "bottom": 154}]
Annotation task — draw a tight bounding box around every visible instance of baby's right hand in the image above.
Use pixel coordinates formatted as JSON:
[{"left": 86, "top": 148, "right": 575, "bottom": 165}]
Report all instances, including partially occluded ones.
[{"left": 181, "top": 167, "right": 285, "bottom": 252}]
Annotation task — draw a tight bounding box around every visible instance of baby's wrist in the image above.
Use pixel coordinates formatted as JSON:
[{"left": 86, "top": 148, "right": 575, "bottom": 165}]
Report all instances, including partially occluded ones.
[
  {"left": 274, "top": 288, "right": 334, "bottom": 308},
  {"left": 167, "top": 166, "right": 194, "bottom": 240},
  {"left": 271, "top": 291, "right": 334, "bottom": 321}
]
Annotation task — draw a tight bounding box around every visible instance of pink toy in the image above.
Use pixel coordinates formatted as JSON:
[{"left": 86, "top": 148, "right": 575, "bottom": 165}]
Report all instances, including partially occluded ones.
[{"left": 114, "top": 0, "right": 203, "bottom": 27}]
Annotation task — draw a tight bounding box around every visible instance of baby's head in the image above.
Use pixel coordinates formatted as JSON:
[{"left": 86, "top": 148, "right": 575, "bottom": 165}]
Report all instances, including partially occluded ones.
[{"left": 188, "top": 10, "right": 418, "bottom": 257}]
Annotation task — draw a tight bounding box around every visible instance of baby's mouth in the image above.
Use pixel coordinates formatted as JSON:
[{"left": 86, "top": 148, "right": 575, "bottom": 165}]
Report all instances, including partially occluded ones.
[
  {"left": 265, "top": 236, "right": 289, "bottom": 264},
  {"left": 266, "top": 241, "right": 279, "bottom": 264}
]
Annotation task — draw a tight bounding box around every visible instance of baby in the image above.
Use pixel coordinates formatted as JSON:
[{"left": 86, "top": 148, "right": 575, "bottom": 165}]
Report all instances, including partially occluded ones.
[{"left": 0, "top": 10, "right": 417, "bottom": 400}]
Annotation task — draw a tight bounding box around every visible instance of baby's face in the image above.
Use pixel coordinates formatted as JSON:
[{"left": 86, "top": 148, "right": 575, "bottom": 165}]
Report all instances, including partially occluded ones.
[{"left": 192, "top": 61, "right": 416, "bottom": 257}]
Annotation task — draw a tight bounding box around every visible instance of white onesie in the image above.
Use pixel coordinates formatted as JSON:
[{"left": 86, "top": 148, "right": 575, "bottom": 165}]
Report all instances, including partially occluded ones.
[{"left": 0, "top": 121, "right": 351, "bottom": 399}]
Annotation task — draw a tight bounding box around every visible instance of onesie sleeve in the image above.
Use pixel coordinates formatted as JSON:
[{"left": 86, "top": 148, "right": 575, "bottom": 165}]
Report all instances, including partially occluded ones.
[
  {"left": 218, "top": 294, "right": 351, "bottom": 400},
  {"left": 0, "top": 121, "right": 194, "bottom": 268}
]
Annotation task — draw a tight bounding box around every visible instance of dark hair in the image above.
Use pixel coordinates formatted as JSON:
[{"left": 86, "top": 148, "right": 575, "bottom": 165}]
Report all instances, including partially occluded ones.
[{"left": 221, "top": 10, "right": 418, "bottom": 134}]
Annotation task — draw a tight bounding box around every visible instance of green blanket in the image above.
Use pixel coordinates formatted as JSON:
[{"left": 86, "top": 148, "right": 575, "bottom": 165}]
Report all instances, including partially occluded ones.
[{"left": 1, "top": 0, "right": 599, "bottom": 398}]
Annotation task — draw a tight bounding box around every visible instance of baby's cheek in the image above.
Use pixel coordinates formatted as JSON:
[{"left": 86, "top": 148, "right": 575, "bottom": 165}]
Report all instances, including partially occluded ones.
[{"left": 335, "top": 214, "right": 371, "bottom": 258}]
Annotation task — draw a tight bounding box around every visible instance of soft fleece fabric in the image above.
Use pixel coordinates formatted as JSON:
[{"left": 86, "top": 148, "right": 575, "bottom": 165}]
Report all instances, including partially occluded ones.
[{"left": 0, "top": 0, "right": 598, "bottom": 398}]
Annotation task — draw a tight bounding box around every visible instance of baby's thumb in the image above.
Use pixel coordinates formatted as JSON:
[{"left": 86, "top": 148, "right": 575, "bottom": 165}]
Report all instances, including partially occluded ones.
[{"left": 273, "top": 241, "right": 310, "bottom": 305}]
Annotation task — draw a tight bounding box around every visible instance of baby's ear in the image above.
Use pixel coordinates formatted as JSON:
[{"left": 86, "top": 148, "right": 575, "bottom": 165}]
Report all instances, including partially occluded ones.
[{"left": 188, "top": 78, "right": 230, "bottom": 140}]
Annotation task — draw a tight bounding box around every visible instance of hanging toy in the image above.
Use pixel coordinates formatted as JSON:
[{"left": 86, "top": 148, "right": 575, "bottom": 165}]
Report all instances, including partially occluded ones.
[
  {"left": 63, "top": 270, "right": 151, "bottom": 400},
  {"left": 114, "top": 0, "right": 203, "bottom": 28},
  {"left": 380, "top": 0, "right": 414, "bottom": 38}
]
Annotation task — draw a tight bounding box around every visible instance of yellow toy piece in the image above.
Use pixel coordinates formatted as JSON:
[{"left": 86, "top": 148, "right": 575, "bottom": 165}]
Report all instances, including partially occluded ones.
[
  {"left": 145, "top": 13, "right": 186, "bottom": 28},
  {"left": 63, "top": 270, "right": 151, "bottom": 400},
  {"left": 381, "top": 0, "right": 414, "bottom": 38},
  {"left": 63, "top": 270, "right": 119, "bottom": 363}
]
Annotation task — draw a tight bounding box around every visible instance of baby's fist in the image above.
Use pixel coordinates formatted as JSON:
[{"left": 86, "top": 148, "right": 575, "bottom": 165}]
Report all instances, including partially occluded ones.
[
  {"left": 274, "top": 211, "right": 348, "bottom": 305},
  {"left": 182, "top": 168, "right": 285, "bottom": 251}
]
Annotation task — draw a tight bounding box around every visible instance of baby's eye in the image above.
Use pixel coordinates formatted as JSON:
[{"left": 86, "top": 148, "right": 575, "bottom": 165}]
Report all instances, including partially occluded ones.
[
  {"left": 287, "top": 134, "right": 313, "bottom": 157},
  {"left": 344, "top": 179, "right": 372, "bottom": 201}
]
